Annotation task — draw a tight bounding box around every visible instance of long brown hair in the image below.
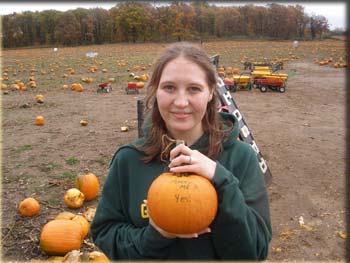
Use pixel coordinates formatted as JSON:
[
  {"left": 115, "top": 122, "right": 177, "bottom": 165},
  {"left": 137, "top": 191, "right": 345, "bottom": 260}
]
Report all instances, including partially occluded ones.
[{"left": 137, "top": 42, "right": 232, "bottom": 162}]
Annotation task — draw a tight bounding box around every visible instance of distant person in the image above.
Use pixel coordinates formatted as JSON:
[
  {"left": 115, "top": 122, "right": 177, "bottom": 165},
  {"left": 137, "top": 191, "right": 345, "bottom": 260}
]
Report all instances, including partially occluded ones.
[{"left": 91, "top": 42, "right": 272, "bottom": 260}]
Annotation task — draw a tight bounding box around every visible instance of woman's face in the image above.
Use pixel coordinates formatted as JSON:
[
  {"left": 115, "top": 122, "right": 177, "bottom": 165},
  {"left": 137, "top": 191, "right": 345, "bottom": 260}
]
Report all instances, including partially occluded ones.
[{"left": 156, "top": 56, "right": 213, "bottom": 141}]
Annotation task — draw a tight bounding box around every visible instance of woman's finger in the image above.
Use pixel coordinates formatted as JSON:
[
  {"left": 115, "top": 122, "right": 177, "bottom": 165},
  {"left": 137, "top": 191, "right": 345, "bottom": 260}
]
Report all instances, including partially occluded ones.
[
  {"left": 168, "top": 154, "right": 193, "bottom": 168},
  {"left": 169, "top": 144, "right": 192, "bottom": 161}
]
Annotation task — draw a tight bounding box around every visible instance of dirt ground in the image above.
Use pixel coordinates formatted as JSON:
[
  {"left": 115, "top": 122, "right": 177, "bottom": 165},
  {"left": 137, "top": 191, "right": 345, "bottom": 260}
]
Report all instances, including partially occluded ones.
[{"left": 1, "top": 59, "right": 347, "bottom": 261}]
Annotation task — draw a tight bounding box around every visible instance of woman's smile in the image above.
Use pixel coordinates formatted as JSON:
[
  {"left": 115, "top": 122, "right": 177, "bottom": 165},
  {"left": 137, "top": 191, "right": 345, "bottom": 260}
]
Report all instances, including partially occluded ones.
[{"left": 171, "top": 111, "right": 191, "bottom": 120}]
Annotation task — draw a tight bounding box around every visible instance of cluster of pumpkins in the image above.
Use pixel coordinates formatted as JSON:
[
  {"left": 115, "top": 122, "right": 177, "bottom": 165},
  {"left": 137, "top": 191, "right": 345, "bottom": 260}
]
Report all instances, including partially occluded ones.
[{"left": 18, "top": 171, "right": 108, "bottom": 261}]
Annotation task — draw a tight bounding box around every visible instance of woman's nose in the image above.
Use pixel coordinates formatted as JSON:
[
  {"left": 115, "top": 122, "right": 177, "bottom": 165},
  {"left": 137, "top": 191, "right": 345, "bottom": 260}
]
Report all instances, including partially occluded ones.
[{"left": 173, "top": 92, "right": 189, "bottom": 107}]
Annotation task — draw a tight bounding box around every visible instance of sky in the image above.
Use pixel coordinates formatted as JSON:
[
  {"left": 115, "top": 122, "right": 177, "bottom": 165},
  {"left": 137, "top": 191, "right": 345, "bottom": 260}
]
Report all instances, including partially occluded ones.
[{"left": 0, "top": 2, "right": 347, "bottom": 30}]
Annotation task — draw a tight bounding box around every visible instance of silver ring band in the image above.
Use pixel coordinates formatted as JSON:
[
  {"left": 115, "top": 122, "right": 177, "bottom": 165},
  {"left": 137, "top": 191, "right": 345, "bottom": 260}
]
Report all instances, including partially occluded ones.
[{"left": 188, "top": 155, "right": 192, "bottom": 165}]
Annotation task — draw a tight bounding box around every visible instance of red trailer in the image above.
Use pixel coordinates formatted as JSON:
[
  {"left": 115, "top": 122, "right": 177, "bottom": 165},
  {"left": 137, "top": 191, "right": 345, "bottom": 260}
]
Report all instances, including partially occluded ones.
[
  {"left": 97, "top": 82, "right": 112, "bottom": 93},
  {"left": 125, "top": 82, "right": 139, "bottom": 94},
  {"left": 253, "top": 77, "right": 286, "bottom": 93}
]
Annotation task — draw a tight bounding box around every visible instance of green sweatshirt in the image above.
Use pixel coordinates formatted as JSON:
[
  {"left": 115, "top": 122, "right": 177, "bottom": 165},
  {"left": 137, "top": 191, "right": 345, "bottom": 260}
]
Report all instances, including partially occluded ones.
[{"left": 91, "top": 112, "right": 272, "bottom": 260}]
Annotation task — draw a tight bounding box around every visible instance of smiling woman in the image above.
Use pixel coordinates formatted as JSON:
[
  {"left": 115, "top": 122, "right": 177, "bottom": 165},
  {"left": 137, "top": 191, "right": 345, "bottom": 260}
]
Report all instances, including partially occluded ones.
[{"left": 90, "top": 42, "right": 272, "bottom": 260}]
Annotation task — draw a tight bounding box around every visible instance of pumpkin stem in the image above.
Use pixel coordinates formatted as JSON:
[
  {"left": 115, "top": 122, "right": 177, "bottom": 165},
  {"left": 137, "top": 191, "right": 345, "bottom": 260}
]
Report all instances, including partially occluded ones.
[{"left": 83, "top": 168, "right": 90, "bottom": 174}]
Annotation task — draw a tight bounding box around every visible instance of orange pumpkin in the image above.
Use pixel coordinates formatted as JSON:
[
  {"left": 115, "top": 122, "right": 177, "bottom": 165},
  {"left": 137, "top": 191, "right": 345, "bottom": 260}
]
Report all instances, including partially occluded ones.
[
  {"left": 75, "top": 172, "right": 100, "bottom": 201},
  {"left": 80, "top": 120, "right": 88, "bottom": 126},
  {"left": 55, "top": 211, "right": 76, "bottom": 220},
  {"left": 36, "top": 94, "right": 44, "bottom": 103},
  {"left": 147, "top": 172, "right": 218, "bottom": 234},
  {"left": 35, "top": 116, "right": 45, "bottom": 126},
  {"left": 18, "top": 197, "right": 40, "bottom": 217},
  {"left": 40, "top": 219, "right": 83, "bottom": 255},
  {"left": 136, "top": 82, "right": 145, "bottom": 89},
  {"left": 54, "top": 212, "right": 89, "bottom": 238},
  {"left": 72, "top": 215, "right": 90, "bottom": 238},
  {"left": 63, "top": 188, "right": 85, "bottom": 208}
]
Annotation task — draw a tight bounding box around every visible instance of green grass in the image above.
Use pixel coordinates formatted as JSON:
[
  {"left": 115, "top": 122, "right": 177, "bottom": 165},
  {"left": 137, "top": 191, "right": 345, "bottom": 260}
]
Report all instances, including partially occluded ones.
[
  {"left": 41, "top": 162, "right": 60, "bottom": 172},
  {"left": 66, "top": 156, "right": 80, "bottom": 166},
  {"left": 16, "top": 144, "right": 32, "bottom": 153},
  {"left": 61, "top": 171, "right": 76, "bottom": 181}
]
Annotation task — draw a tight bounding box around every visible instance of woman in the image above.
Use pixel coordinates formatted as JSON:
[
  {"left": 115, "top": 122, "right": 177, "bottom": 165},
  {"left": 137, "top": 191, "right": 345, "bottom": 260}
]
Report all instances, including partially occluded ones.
[{"left": 91, "top": 42, "right": 272, "bottom": 260}]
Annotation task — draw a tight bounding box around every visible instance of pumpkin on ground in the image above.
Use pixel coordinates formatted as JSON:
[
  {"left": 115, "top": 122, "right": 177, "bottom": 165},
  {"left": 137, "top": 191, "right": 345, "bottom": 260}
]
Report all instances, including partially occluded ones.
[
  {"left": 54, "top": 212, "right": 90, "bottom": 238},
  {"left": 75, "top": 172, "right": 100, "bottom": 201},
  {"left": 40, "top": 220, "right": 84, "bottom": 255},
  {"left": 55, "top": 211, "right": 76, "bottom": 220},
  {"left": 80, "top": 120, "right": 88, "bottom": 126},
  {"left": 35, "top": 94, "right": 44, "bottom": 103},
  {"left": 147, "top": 172, "right": 218, "bottom": 234},
  {"left": 18, "top": 197, "right": 40, "bottom": 217},
  {"left": 35, "top": 116, "right": 45, "bottom": 126},
  {"left": 72, "top": 215, "right": 90, "bottom": 238},
  {"left": 63, "top": 188, "right": 85, "bottom": 208}
]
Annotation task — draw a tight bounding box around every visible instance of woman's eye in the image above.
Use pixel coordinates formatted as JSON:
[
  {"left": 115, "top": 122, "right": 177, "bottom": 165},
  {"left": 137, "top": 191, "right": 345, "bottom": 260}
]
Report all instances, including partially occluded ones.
[
  {"left": 189, "top": 86, "right": 201, "bottom": 92},
  {"left": 162, "top": 85, "right": 174, "bottom": 91}
]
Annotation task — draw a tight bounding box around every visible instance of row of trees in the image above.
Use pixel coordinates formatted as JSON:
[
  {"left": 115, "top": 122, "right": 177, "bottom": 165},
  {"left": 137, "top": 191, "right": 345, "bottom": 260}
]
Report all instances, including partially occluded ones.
[{"left": 1, "top": 2, "right": 330, "bottom": 48}]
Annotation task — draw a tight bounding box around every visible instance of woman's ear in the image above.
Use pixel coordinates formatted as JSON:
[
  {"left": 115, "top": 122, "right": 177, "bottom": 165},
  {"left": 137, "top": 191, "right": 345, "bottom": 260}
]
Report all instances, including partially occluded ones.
[{"left": 208, "top": 91, "right": 213, "bottom": 102}]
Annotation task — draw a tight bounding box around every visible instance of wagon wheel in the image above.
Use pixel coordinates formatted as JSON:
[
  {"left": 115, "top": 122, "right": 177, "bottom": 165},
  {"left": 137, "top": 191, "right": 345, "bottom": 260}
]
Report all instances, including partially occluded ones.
[
  {"left": 279, "top": 86, "right": 286, "bottom": 93},
  {"left": 97, "top": 88, "right": 102, "bottom": 93},
  {"left": 260, "top": 86, "right": 268, "bottom": 92},
  {"left": 125, "top": 87, "right": 129, "bottom": 94}
]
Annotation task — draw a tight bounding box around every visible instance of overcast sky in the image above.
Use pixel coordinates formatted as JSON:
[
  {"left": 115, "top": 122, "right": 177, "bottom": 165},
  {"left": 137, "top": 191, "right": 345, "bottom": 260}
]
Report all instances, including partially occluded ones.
[{"left": 0, "top": 2, "right": 347, "bottom": 30}]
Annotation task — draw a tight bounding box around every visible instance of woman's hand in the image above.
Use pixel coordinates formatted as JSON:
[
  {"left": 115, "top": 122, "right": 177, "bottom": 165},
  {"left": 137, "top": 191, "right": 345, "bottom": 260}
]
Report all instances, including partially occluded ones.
[
  {"left": 168, "top": 143, "right": 216, "bottom": 181},
  {"left": 144, "top": 200, "right": 211, "bottom": 239}
]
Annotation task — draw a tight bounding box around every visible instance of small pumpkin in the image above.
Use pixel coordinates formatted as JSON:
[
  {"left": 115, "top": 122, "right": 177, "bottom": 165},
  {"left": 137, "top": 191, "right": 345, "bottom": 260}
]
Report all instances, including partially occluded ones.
[
  {"left": 147, "top": 172, "right": 218, "bottom": 234},
  {"left": 80, "top": 120, "right": 88, "bottom": 126},
  {"left": 55, "top": 211, "right": 76, "bottom": 220},
  {"left": 54, "top": 212, "right": 89, "bottom": 238},
  {"left": 64, "top": 188, "right": 85, "bottom": 209},
  {"left": 40, "top": 220, "right": 83, "bottom": 255},
  {"left": 72, "top": 215, "right": 90, "bottom": 238},
  {"left": 136, "top": 82, "right": 145, "bottom": 89},
  {"left": 36, "top": 94, "right": 44, "bottom": 103},
  {"left": 35, "top": 116, "right": 45, "bottom": 126},
  {"left": 120, "top": 126, "right": 129, "bottom": 132},
  {"left": 75, "top": 171, "right": 100, "bottom": 201},
  {"left": 19, "top": 197, "right": 40, "bottom": 217}
]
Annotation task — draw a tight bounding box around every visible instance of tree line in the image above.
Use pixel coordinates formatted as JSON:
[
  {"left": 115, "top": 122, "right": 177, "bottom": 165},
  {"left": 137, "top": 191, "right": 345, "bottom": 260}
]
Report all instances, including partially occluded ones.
[{"left": 1, "top": 2, "right": 330, "bottom": 48}]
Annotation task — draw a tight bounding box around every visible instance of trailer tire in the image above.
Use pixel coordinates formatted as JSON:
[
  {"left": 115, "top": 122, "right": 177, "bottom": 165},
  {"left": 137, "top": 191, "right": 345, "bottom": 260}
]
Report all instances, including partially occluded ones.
[
  {"left": 279, "top": 86, "right": 286, "bottom": 93},
  {"left": 260, "top": 86, "right": 267, "bottom": 92}
]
